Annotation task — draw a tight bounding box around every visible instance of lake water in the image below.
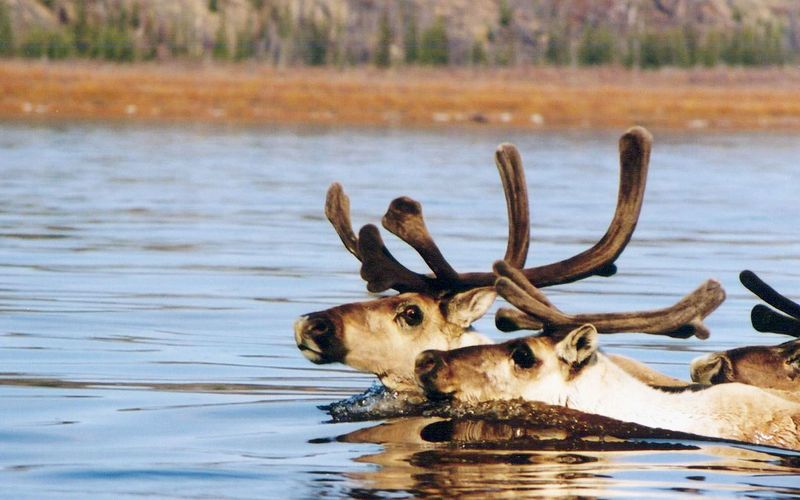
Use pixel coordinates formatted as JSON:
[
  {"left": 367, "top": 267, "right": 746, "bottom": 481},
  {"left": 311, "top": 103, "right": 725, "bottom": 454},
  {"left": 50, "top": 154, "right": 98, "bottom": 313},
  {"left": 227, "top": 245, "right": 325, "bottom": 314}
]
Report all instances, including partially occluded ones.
[{"left": 1, "top": 122, "right": 799, "bottom": 498}]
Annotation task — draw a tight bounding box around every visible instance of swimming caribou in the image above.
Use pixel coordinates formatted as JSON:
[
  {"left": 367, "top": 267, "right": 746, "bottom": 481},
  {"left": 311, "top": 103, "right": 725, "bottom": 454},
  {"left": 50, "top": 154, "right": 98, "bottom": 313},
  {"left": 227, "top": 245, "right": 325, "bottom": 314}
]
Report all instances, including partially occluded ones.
[
  {"left": 691, "top": 270, "right": 800, "bottom": 393},
  {"left": 415, "top": 264, "right": 800, "bottom": 450},
  {"left": 295, "top": 127, "right": 720, "bottom": 393}
]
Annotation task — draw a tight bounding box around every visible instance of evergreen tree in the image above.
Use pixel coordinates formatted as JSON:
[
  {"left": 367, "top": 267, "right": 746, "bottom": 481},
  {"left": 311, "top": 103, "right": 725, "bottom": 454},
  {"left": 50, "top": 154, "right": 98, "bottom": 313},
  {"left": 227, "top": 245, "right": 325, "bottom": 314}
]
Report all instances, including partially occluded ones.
[
  {"left": 0, "top": 1, "right": 14, "bottom": 56},
  {"left": 736, "top": 25, "right": 759, "bottom": 65},
  {"left": 419, "top": 17, "right": 448, "bottom": 65},
  {"left": 404, "top": 12, "right": 418, "bottom": 63},
  {"left": 498, "top": 0, "right": 513, "bottom": 28},
  {"left": 131, "top": 2, "right": 141, "bottom": 29},
  {"left": 470, "top": 39, "right": 487, "bottom": 65},
  {"left": 300, "top": 19, "right": 328, "bottom": 65},
  {"left": 73, "top": 0, "right": 92, "bottom": 56},
  {"left": 235, "top": 23, "right": 256, "bottom": 61},
  {"left": 213, "top": 14, "right": 230, "bottom": 59},
  {"left": 761, "top": 22, "right": 785, "bottom": 65},
  {"left": 545, "top": 26, "right": 571, "bottom": 65},
  {"left": 623, "top": 33, "right": 639, "bottom": 68},
  {"left": 374, "top": 11, "right": 392, "bottom": 67},
  {"left": 578, "top": 25, "right": 614, "bottom": 65},
  {"left": 683, "top": 24, "right": 700, "bottom": 66},
  {"left": 699, "top": 30, "right": 725, "bottom": 67},
  {"left": 639, "top": 31, "right": 661, "bottom": 68},
  {"left": 668, "top": 28, "right": 691, "bottom": 67}
]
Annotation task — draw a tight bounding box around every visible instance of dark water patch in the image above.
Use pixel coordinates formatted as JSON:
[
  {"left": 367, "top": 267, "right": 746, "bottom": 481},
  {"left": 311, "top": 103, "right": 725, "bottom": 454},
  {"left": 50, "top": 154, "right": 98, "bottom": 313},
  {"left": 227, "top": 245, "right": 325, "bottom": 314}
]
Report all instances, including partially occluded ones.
[
  {"left": 50, "top": 467, "right": 268, "bottom": 482},
  {"left": 0, "top": 233, "right": 71, "bottom": 240},
  {"left": 0, "top": 376, "right": 360, "bottom": 397}
]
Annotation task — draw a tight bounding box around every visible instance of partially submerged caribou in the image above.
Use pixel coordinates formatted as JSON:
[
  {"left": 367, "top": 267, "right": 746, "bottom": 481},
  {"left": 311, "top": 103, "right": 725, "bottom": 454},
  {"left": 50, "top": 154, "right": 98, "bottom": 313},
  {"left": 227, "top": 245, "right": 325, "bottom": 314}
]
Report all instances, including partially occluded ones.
[
  {"left": 415, "top": 265, "right": 800, "bottom": 450},
  {"left": 295, "top": 127, "right": 720, "bottom": 392},
  {"left": 415, "top": 325, "right": 800, "bottom": 450},
  {"left": 691, "top": 270, "right": 800, "bottom": 392}
]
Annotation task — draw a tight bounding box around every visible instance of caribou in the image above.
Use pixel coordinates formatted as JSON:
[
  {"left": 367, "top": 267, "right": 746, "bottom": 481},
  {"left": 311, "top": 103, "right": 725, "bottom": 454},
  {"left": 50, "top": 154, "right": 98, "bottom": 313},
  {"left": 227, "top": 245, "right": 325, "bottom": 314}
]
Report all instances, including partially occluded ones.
[
  {"left": 298, "top": 128, "right": 657, "bottom": 391},
  {"left": 295, "top": 127, "right": 725, "bottom": 393},
  {"left": 691, "top": 270, "right": 800, "bottom": 393},
  {"left": 414, "top": 265, "right": 800, "bottom": 450}
]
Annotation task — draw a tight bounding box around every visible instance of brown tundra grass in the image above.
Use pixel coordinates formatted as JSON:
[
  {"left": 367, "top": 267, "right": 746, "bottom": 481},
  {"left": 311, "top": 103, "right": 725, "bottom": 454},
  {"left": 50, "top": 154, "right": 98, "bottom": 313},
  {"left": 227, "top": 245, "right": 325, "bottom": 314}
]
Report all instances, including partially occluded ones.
[{"left": 2, "top": 60, "right": 800, "bottom": 130}]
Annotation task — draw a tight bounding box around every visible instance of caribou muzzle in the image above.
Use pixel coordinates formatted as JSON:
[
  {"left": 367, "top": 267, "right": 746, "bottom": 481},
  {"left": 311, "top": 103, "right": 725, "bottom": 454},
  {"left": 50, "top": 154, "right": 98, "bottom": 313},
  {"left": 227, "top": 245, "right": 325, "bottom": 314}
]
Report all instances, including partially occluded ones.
[
  {"left": 294, "top": 311, "right": 348, "bottom": 364},
  {"left": 414, "top": 350, "right": 453, "bottom": 400}
]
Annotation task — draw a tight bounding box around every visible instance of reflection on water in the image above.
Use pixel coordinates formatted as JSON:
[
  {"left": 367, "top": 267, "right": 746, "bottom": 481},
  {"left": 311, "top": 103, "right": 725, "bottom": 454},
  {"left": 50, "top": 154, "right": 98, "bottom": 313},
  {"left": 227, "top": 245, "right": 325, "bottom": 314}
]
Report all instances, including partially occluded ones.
[
  {"left": 1, "top": 123, "right": 799, "bottom": 497},
  {"left": 336, "top": 417, "right": 800, "bottom": 498}
]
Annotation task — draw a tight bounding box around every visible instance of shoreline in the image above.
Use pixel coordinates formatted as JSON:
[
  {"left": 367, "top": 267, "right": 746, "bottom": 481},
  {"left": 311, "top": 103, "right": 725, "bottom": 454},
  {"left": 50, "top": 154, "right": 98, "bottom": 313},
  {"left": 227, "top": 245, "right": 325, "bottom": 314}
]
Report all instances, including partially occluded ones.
[{"left": 2, "top": 61, "right": 800, "bottom": 131}]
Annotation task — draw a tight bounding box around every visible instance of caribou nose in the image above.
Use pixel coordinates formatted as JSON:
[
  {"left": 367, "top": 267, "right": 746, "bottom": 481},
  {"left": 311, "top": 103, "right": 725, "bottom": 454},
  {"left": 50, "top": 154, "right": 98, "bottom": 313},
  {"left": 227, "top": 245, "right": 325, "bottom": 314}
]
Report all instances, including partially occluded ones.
[
  {"left": 304, "top": 314, "right": 336, "bottom": 339},
  {"left": 294, "top": 312, "right": 346, "bottom": 364},
  {"left": 415, "top": 350, "right": 445, "bottom": 382}
]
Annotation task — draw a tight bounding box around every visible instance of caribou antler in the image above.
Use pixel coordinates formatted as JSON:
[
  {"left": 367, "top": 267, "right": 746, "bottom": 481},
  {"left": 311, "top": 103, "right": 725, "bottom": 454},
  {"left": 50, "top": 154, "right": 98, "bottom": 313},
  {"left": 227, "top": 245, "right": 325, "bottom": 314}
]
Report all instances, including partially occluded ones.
[
  {"left": 325, "top": 143, "right": 530, "bottom": 294},
  {"left": 326, "top": 126, "right": 652, "bottom": 295},
  {"left": 740, "top": 270, "right": 800, "bottom": 337},
  {"left": 493, "top": 261, "right": 725, "bottom": 339},
  {"left": 516, "top": 126, "right": 650, "bottom": 285}
]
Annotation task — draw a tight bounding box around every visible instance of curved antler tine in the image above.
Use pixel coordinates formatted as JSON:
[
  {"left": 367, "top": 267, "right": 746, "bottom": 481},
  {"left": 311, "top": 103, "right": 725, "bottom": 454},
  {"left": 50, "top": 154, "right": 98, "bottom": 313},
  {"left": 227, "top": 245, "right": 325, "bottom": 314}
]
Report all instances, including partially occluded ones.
[
  {"left": 495, "top": 307, "right": 544, "bottom": 332},
  {"left": 572, "top": 279, "right": 725, "bottom": 339},
  {"left": 496, "top": 144, "right": 530, "bottom": 269},
  {"left": 496, "top": 269, "right": 723, "bottom": 339},
  {"left": 495, "top": 276, "right": 572, "bottom": 326},
  {"left": 325, "top": 183, "right": 361, "bottom": 260},
  {"left": 751, "top": 304, "right": 800, "bottom": 337},
  {"left": 357, "top": 224, "right": 432, "bottom": 293},
  {"left": 740, "top": 270, "right": 800, "bottom": 320},
  {"left": 521, "top": 126, "right": 651, "bottom": 286},
  {"left": 382, "top": 197, "right": 460, "bottom": 283},
  {"left": 678, "top": 320, "right": 710, "bottom": 340},
  {"left": 494, "top": 260, "right": 558, "bottom": 310}
]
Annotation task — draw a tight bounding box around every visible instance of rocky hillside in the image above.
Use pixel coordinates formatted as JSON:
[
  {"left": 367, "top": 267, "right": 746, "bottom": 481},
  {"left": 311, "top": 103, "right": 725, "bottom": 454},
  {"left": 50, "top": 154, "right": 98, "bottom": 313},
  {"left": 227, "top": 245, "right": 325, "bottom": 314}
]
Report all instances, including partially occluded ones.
[{"left": 0, "top": 0, "right": 798, "bottom": 66}]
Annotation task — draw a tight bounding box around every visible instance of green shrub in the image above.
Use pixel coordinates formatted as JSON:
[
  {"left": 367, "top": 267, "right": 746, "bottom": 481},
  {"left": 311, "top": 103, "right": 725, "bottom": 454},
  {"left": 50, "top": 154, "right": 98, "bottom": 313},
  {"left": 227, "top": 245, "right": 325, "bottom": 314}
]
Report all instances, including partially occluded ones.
[
  {"left": 20, "top": 27, "right": 73, "bottom": 59},
  {"left": 578, "top": 25, "right": 614, "bottom": 65},
  {"left": 419, "top": 18, "right": 448, "bottom": 65}
]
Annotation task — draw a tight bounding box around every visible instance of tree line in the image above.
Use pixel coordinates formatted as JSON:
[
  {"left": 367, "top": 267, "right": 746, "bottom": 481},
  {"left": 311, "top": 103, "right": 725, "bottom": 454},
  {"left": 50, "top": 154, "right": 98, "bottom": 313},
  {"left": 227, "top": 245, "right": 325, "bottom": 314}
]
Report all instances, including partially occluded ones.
[{"left": 0, "top": 1, "right": 795, "bottom": 68}]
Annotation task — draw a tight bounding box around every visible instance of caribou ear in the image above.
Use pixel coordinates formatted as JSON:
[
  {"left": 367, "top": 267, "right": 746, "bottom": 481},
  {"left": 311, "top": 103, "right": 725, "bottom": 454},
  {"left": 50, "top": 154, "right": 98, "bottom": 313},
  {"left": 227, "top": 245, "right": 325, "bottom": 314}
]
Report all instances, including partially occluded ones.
[
  {"left": 782, "top": 341, "right": 800, "bottom": 368},
  {"left": 556, "top": 324, "right": 598, "bottom": 368},
  {"left": 445, "top": 288, "right": 497, "bottom": 328},
  {"left": 690, "top": 353, "right": 733, "bottom": 384}
]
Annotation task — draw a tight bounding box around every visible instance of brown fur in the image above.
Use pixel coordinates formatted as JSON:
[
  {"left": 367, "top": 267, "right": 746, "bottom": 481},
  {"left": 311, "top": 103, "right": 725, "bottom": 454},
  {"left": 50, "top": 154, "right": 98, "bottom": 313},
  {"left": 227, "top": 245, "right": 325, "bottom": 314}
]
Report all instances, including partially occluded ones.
[{"left": 691, "top": 340, "right": 800, "bottom": 392}]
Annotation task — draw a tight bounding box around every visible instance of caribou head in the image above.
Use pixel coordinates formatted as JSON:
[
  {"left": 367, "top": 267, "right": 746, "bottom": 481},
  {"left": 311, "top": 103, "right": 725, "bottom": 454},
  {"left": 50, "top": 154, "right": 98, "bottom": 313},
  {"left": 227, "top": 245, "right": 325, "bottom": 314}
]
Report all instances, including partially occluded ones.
[
  {"left": 691, "top": 270, "right": 800, "bottom": 391},
  {"left": 414, "top": 274, "right": 800, "bottom": 450}
]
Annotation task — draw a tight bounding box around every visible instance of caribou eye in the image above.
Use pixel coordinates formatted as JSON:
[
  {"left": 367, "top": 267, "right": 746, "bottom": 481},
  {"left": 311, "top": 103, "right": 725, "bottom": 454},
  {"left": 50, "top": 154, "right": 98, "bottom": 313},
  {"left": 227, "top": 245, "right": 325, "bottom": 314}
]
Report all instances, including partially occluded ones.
[
  {"left": 398, "top": 304, "right": 423, "bottom": 327},
  {"left": 510, "top": 342, "right": 536, "bottom": 369}
]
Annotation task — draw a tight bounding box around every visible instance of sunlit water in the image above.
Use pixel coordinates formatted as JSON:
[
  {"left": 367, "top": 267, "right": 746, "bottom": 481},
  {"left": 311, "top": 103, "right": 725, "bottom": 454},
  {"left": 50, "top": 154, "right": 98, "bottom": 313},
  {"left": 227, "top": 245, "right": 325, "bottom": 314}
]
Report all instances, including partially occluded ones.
[{"left": 1, "top": 122, "right": 799, "bottom": 498}]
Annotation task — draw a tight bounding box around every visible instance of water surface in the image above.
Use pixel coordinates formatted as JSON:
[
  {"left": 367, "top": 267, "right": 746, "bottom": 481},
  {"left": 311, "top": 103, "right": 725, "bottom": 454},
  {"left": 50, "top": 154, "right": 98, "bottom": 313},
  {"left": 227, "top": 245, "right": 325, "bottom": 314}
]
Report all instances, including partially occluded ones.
[{"left": 1, "top": 123, "right": 799, "bottom": 498}]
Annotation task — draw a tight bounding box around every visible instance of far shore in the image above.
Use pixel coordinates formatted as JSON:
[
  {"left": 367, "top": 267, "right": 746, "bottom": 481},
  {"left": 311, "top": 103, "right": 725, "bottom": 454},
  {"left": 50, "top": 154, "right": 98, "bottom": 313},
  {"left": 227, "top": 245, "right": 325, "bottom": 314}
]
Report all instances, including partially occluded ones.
[{"left": 2, "top": 60, "right": 800, "bottom": 131}]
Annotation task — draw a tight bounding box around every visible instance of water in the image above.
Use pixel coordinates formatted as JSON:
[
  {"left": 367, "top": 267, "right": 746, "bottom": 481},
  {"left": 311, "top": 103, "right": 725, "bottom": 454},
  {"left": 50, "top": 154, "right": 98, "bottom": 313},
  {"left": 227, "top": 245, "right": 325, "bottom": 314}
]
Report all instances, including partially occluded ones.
[{"left": 1, "top": 122, "right": 799, "bottom": 498}]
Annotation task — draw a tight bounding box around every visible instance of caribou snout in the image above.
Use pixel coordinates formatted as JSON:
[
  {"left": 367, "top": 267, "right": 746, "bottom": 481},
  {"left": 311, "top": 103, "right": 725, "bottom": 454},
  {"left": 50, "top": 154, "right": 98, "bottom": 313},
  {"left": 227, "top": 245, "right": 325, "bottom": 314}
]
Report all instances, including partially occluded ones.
[
  {"left": 415, "top": 350, "right": 452, "bottom": 399},
  {"left": 294, "top": 311, "right": 347, "bottom": 364}
]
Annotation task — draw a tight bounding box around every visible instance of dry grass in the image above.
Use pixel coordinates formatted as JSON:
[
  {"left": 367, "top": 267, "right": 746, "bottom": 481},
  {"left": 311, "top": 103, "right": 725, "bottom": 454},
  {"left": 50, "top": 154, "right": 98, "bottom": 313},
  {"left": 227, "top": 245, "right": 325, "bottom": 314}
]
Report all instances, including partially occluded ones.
[{"left": 2, "top": 60, "right": 800, "bottom": 130}]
